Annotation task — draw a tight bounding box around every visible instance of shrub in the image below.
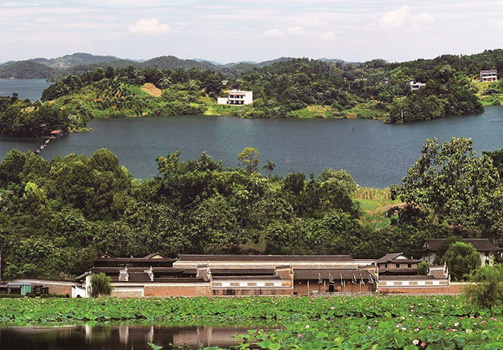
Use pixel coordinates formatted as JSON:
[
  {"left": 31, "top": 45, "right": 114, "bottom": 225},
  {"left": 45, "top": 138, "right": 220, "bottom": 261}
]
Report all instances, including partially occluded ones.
[
  {"left": 417, "top": 261, "right": 429, "bottom": 275},
  {"left": 465, "top": 264, "right": 503, "bottom": 316},
  {"left": 90, "top": 273, "right": 113, "bottom": 297}
]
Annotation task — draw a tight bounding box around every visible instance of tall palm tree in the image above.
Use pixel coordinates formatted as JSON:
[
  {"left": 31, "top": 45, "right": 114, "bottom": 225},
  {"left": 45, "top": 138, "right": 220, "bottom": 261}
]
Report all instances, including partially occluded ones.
[{"left": 263, "top": 160, "right": 276, "bottom": 179}]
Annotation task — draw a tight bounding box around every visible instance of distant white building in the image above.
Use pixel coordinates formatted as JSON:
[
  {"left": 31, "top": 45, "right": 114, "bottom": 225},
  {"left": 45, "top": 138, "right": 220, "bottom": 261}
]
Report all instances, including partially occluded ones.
[
  {"left": 218, "top": 90, "right": 253, "bottom": 105},
  {"left": 409, "top": 80, "right": 426, "bottom": 91},
  {"left": 480, "top": 69, "right": 498, "bottom": 82}
]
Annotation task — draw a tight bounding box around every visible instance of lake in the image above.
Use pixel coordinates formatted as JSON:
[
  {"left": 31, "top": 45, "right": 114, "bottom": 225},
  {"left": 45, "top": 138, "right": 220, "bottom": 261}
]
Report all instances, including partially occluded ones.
[
  {"left": 0, "top": 79, "right": 502, "bottom": 188},
  {"left": 0, "top": 79, "right": 53, "bottom": 101},
  {"left": 0, "top": 324, "right": 257, "bottom": 350}
]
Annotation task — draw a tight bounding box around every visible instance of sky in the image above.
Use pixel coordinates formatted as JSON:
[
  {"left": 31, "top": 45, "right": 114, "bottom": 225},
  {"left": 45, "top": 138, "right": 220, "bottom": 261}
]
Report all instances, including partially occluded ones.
[{"left": 1, "top": 0, "right": 503, "bottom": 64}]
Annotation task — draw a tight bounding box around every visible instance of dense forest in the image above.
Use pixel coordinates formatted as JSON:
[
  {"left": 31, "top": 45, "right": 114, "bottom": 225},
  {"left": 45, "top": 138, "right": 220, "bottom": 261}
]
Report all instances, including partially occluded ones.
[
  {"left": 2, "top": 50, "right": 503, "bottom": 136},
  {"left": 0, "top": 138, "right": 502, "bottom": 279}
]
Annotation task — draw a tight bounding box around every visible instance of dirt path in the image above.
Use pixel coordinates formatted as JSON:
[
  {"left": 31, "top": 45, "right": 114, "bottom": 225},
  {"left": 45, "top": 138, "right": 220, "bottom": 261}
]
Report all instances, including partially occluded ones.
[
  {"left": 376, "top": 202, "right": 406, "bottom": 213},
  {"left": 141, "top": 83, "right": 162, "bottom": 97}
]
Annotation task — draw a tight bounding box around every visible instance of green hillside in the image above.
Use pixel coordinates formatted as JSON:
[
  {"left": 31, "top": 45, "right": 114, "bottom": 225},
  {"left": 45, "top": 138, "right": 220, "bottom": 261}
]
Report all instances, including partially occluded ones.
[{"left": 2, "top": 50, "right": 503, "bottom": 137}]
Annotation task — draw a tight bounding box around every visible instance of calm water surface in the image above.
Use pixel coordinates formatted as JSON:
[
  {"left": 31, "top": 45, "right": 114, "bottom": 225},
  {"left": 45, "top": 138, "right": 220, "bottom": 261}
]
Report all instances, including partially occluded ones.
[
  {"left": 0, "top": 324, "right": 257, "bottom": 350},
  {"left": 0, "top": 80, "right": 502, "bottom": 187},
  {"left": 0, "top": 79, "right": 52, "bottom": 101}
]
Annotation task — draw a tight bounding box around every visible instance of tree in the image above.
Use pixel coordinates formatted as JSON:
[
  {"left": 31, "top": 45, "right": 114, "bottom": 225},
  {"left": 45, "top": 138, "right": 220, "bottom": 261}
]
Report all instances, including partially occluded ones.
[
  {"left": 433, "top": 236, "right": 463, "bottom": 264},
  {"left": 483, "top": 148, "right": 503, "bottom": 179},
  {"left": 390, "top": 137, "right": 503, "bottom": 237},
  {"left": 263, "top": 160, "right": 276, "bottom": 179},
  {"left": 90, "top": 273, "right": 113, "bottom": 297},
  {"left": 237, "top": 147, "right": 260, "bottom": 172},
  {"left": 417, "top": 261, "right": 430, "bottom": 275},
  {"left": 465, "top": 265, "right": 503, "bottom": 316},
  {"left": 442, "top": 242, "right": 481, "bottom": 281}
]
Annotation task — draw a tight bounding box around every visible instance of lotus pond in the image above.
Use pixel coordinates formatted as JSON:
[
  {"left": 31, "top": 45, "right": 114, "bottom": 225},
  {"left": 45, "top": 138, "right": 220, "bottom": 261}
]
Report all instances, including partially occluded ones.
[{"left": 1, "top": 295, "right": 503, "bottom": 349}]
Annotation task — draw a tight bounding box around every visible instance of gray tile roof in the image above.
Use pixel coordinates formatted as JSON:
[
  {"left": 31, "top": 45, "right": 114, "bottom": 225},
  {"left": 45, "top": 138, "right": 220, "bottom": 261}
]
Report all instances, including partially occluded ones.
[
  {"left": 422, "top": 238, "right": 498, "bottom": 252},
  {"left": 177, "top": 254, "right": 354, "bottom": 262}
]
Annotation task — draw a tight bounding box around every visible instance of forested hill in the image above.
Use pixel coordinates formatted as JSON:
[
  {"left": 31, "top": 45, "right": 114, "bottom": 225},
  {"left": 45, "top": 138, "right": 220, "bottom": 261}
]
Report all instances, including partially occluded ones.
[
  {"left": 2, "top": 50, "right": 503, "bottom": 137},
  {"left": 0, "top": 52, "right": 293, "bottom": 79}
]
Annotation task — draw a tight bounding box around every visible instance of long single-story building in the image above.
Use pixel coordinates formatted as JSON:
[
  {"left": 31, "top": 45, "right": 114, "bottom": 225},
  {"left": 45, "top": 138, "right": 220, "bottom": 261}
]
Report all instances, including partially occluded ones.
[{"left": 75, "top": 253, "right": 377, "bottom": 297}]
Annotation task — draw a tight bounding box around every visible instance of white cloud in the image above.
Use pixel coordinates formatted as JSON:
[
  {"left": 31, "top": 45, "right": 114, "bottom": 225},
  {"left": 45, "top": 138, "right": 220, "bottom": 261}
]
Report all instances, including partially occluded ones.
[
  {"left": 129, "top": 18, "right": 172, "bottom": 34},
  {"left": 379, "top": 6, "right": 435, "bottom": 29},
  {"left": 263, "top": 28, "right": 283, "bottom": 37},
  {"left": 287, "top": 26, "right": 305, "bottom": 35},
  {"left": 417, "top": 13, "right": 434, "bottom": 23},
  {"left": 379, "top": 5, "right": 409, "bottom": 28}
]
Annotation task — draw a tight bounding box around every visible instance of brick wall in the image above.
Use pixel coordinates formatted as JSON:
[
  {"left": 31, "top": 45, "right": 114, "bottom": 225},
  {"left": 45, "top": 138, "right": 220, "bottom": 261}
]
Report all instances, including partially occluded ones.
[
  {"left": 112, "top": 290, "right": 143, "bottom": 298},
  {"left": 294, "top": 282, "right": 375, "bottom": 295},
  {"left": 379, "top": 284, "right": 466, "bottom": 294},
  {"left": 10, "top": 279, "right": 76, "bottom": 296},
  {"left": 213, "top": 288, "right": 291, "bottom": 296},
  {"left": 144, "top": 284, "right": 212, "bottom": 297},
  {"left": 45, "top": 284, "right": 73, "bottom": 295}
]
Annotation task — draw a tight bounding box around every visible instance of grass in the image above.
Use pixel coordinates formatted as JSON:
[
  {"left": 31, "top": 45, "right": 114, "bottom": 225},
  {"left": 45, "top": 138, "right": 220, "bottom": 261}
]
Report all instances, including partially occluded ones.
[
  {"left": 354, "top": 187, "right": 399, "bottom": 231},
  {"left": 203, "top": 101, "right": 252, "bottom": 117},
  {"left": 474, "top": 80, "right": 503, "bottom": 106},
  {"left": 341, "top": 102, "right": 387, "bottom": 120},
  {"left": 287, "top": 105, "right": 338, "bottom": 119}
]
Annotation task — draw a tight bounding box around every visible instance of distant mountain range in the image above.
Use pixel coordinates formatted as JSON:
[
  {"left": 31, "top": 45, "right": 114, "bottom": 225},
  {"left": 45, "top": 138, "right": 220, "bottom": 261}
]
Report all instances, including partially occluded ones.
[{"left": 0, "top": 53, "right": 349, "bottom": 79}]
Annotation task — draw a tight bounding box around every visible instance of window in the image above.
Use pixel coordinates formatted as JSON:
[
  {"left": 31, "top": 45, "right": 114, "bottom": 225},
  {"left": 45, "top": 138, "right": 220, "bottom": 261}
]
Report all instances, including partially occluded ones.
[
  {"left": 396, "top": 264, "right": 400, "bottom": 268},
  {"left": 408, "top": 264, "right": 412, "bottom": 268}
]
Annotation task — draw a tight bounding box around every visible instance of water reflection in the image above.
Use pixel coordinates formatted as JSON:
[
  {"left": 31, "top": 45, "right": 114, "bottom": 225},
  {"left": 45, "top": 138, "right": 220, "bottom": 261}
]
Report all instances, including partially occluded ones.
[{"left": 0, "top": 324, "right": 259, "bottom": 350}]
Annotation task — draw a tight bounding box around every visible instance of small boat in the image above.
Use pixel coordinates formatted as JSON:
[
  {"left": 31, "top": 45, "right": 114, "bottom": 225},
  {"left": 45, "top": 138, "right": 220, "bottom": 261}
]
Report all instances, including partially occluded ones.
[{"left": 50, "top": 130, "right": 64, "bottom": 139}]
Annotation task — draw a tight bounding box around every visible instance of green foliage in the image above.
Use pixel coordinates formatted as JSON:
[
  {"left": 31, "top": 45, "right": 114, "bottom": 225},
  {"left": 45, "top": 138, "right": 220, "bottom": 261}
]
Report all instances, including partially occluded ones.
[
  {"left": 391, "top": 137, "right": 503, "bottom": 238},
  {"left": 263, "top": 160, "right": 276, "bottom": 179},
  {"left": 90, "top": 273, "right": 113, "bottom": 298},
  {"left": 27, "top": 51, "right": 500, "bottom": 130},
  {"left": 3, "top": 295, "right": 503, "bottom": 349},
  {"left": 483, "top": 148, "right": 503, "bottom": 179},
  {"left": 418, "top": 261, "right": 430, "bottom": 275},
  {"left": 433, "top": 236, "right": 464, "bottom": 264},
  {"left": 1, "top": 140, "right": 501, "bottom": 279},
  {"left": 0, "top": 99, "right": 71, "bottom": 137},
  {"left": 443, "top": 242, "right": 481, "bottom": 281},
  {"left": 237, "top": 147, "right": 260, "bottom": 172},
  {"left": 465, "top": 264, "right": 503, "bottom": 315}
]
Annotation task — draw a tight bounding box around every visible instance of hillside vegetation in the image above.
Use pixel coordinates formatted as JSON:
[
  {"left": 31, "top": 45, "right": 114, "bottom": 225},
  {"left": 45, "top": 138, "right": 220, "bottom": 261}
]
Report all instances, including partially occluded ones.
[
  {"left": 0, "top": 137, "right": 502, "bottom": 279},
  {"left": 2, "top": 50, "right": 503, "bottom": 136}
]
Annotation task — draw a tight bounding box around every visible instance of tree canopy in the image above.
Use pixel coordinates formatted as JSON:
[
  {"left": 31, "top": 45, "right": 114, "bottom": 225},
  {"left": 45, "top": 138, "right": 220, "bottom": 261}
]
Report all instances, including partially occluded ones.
[
  {"left": 465, "top": 264, "right": 503, "bottom": 316},
  {"left": 442, "top": 242, "right": 481, "bottom": 281},
  {"left": 1, "top": 140, "right": 503, "bottom": 280},
  {"left": 391, "top": 137, "right": 503, "bottom": 238}
]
